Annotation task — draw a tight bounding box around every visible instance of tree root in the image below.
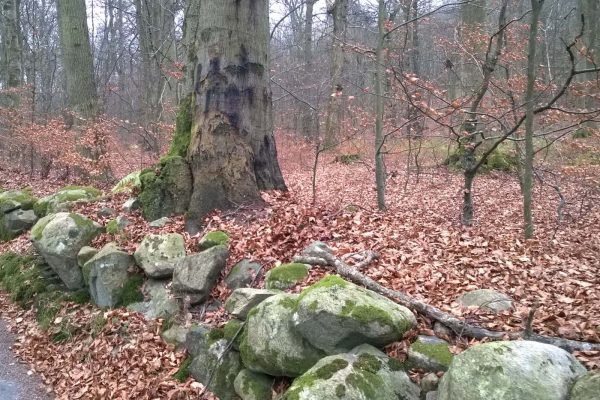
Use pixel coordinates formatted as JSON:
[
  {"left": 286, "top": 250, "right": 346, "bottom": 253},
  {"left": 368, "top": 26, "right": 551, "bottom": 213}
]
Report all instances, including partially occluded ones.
[{"left": 295, "top": 248, "right": 600, "bottom": 353}]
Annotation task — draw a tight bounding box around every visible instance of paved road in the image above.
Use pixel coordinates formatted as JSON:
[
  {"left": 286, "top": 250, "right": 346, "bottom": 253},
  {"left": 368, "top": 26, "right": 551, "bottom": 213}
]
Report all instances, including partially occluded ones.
[{"left": 0, "top": 320, "right": 52, "bottom": 400}]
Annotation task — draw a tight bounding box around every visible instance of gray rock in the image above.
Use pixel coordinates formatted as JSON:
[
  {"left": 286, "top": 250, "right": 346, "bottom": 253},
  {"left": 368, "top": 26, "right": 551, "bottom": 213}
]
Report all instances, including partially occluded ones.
[
  {"left": 189, "top": 339, "right": 242, "bottom": 400},
  {"left": 97, "top": 207, "right": 115, "bottom": 218},
  {"left": 185, "top": 324, "right": 212, "bottom": 357},
  {"left": 225, "top": 288, "right": 279, "bottom": 320},
  {"left": 282, "top": 344, "right": 420, "bottom": 400},
  {"left": 240, "top": 293, "right": 324, "bottom": 377},
  {"left": 437, "top": 341, "right": 586, "bottom": 400},
  {"left": 77, "top": 246, "right": 98, "bottom": 268},
  {"left": 301, "top": 241, "right": 333, "bottom": 256},
  {"left": 225, "top": 259, "right": 262, "bottom": 289},
  {"left": 570, "top": 371, "right": 600, "bottom": 400},
  {"left": 149, "top": 217, "right": 170, "bottom": 227},
  {"left": 457, "top": 288, "right": 513, "bottom": 312},
  {"left": 30, "top": 212, "right": 101, "bottom": 290},
  {"left": 161, "top": 325, "right": 189, "bottom": 349},
  {"left": 128, "top": 279, "right": 179, "bottom": 320},
  {"left": 34, "top": 186, "right": 101, "bottom": 216},
  {"left": 172, "top": 246, "right": 229, "bottom": 302},
  {"left": 85, "top": 243, "right": 133, "bottom": 307},
  {"left": 433, "top": 322, "right": 453, "bottom": 340},
  {"left": 408, "top": 336, "right": 453, "bottom": 372},
  {"left": 115, "top": 216, "right": 130, "bottom": 229},
  {"left": 421, "top": 373, "right": 440, "bottom": 396},
  {"left": 234, "top": 369, "right": 273, "bottom": 400},
  {"left": 122, "top": 197, "right": 140, "bottom": 213},
  {"left": 133, "top": 233, "right": 186, "bottom": 278},
  {"left": 293, "top": 275, "right": 416, "bottom": 354},
  {"left": 197, "top": 230, "right": 230, "bottom": 251},
  {"left": 426, "top": 392, "right": 438, "bottom": 400},
  {"left": 3, "top": 209, "right": 37, "bottom": 236}
]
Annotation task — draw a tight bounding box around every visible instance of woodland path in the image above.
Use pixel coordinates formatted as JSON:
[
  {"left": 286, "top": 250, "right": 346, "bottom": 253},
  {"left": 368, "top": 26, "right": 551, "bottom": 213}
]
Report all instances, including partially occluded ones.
[{"left": 0, "top": 320, "right": 52, "bottom": 400}]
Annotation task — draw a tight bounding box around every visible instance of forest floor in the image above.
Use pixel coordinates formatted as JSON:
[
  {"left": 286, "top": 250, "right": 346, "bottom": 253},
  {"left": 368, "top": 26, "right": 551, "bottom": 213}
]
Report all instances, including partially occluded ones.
[{"left": 0, "top": 134, "right": 599, "bottom": 398}]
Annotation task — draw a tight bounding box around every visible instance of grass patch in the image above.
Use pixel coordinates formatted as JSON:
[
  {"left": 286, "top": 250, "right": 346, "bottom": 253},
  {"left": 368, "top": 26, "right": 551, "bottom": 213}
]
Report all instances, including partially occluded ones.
[
  {"left": 115, "top": 274, "right": 144, "bottom": 307},
  {"left": 173, "top": 356, "right": 192, "bottom": 382}
]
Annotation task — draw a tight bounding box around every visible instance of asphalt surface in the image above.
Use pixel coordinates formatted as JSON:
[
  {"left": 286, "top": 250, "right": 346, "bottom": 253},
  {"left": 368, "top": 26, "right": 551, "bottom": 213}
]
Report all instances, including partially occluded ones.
[{"left": 0, "top": 320, "right": 52, "bottom": 400}]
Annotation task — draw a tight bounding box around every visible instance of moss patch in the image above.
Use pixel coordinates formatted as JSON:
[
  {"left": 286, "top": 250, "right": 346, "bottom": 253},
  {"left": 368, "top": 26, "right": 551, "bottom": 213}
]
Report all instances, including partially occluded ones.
[
  {"left": 168, "top": 95, "right": 193, "bottom": 158},
  {"left": 173, "top": 356, "right": 192, "bottom": 382},
  {"left": 265, "top": 263, "right": 309, "bottom": 290},
  {"left": 410, "top": 337, "right": 453, "bottom": 368},
  {"left": 30, "top": 214, "right": 53, "bottom": 241},
  {"left": 0, "top": 252, "right": 47, "bottom": 306},
  {"left": 115, "top": 275, "right": 144, "bottom": 307},
  {"left": 198, "top": 230, "right": 230, "bottom": 251},
  {"left": 284, "top": 358, "right": 350, "bottom": 399},
  {"left": 298, "top": 274, "right": 348, "bottom": 302}
]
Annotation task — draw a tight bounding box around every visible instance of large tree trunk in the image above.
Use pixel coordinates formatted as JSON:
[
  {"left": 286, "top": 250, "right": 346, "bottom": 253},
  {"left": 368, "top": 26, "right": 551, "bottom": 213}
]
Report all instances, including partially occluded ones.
[
  {"left": 323, "top": 0, "right": 349, "bottom": 148},
  {"left": 184, "top": 0, "right": 286, "bottom": 231},
  {"left": 57, "top": 0, "right": 99, "bottom": 121},
  {"left": 0, "top": 0, "right": 22, "bottom": 106}
]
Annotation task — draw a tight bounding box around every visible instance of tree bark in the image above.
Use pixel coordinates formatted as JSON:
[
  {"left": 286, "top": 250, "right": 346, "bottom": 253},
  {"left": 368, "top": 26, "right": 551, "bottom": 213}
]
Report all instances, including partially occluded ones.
[
  {"left": 185, "top": 0, "right": 287, "bottom": 231},
  {"left": 374, "top": 0, "right": 386, "bottom": 211},
  {"left": 523, "top": 0, "right": 544, "bottom": 239},
  {"left": 0, "top": 0, "right": 22, "bottom": 106},
  {"left": 57, "top": 0, "right": 99, "bottom": 121},
  {"left": 323, "top": 0, "right": 349, "bottom": 148},
  {"left": 298, "top": 0, "right": 316, "bottom": 138}
]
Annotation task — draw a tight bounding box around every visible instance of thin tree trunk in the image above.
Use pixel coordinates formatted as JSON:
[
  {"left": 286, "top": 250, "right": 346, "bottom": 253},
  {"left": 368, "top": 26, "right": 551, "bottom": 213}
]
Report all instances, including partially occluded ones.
[
  {"left": 299, "top": 0, "right": 316, "bottom": 138},
  {"left": 185, "top": 0, "right": 287, "bottom": 229},
  {"left": 523, "top": 0, "right": 544, "bottom": 239},
  {"left": 323, "top": 0, "right": 349, "bottom": 148},
  {"left": 0, "top": 0, "right": 22, "bottom": 106},
  {"left": 375, "top": 0, "right": 386, "bottom": 210}
]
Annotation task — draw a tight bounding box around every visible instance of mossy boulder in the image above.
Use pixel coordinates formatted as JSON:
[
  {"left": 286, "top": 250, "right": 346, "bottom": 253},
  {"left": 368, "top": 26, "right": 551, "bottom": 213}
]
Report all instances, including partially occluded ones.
[
  {"left": 457, "top": 288, "right": 513, "bottom": 312},
  {"left": 234, "top": 369, "right": 274, "bottom": 400},
  {"left": 172, "top": 245, "right": 229, "bottom": 303},
  {"left": 31, "top": 212, "right": 101, "bottom": 290},
  {"left": 225, "top": 259, "right": 262, "bottom": 289},
  {"left": 570, "top": 371, "right": 600, "bottom": 400},
  {"left": 407, "top": 335, "right": 453, "bottom": 372},
  {"left": 293, "top": 275, "right": 416, "bottom": 354},
  {"left": 223, "top": 319, "right": 244, "bottom": 351},
  {"left": 0, "top": 190, "right": 38, "bottom": 241},
  {"left": 240, "top": 293, "right": 325, "bottom": 377},
  {"left": 34, "top": 186, "right": 101, "bottom": 217},
  {"left": 225, "top": 288, "right": 279, "bottom": 320},
  {"left": 282, "top": 344, "right": 420, "bottom": 400},
  {"left": 437, "top": 341, "right": 586, "bottom": 400},
  {"left": 138, "top": 156, "right": 192, "bottom": 221},
  {"left": 133, "top": 233, "right": 186, "bottom": 278},
  {"left": 198, "top": 230, "right": 230, "bottom": 251},
  {"left": 189, "top": 339, "right": 242, "bottom": 400},
  {"left": 265, "top": 263, "right": 309, "bottom": 290},
  {"left": 84, "top": 243, "right": 134, "bottom": 308}
]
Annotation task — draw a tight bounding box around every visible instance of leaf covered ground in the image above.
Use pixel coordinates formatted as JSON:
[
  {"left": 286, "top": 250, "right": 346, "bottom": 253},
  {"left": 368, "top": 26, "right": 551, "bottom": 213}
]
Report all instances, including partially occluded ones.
[{"left": 0, "top": 135, "right": 599, "bottom": 398}]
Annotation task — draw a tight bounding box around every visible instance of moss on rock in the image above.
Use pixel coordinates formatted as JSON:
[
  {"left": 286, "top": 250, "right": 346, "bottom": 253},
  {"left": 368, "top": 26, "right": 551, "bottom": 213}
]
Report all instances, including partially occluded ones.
[
  {"left": 265, "top": 263, "right": 309, "bottom": 290},
  {"left": 168, "top": 95, "right": 193, "bottom": 158},
  {"left": 198, "top": 230, "right": 230, "bottom": 251}
]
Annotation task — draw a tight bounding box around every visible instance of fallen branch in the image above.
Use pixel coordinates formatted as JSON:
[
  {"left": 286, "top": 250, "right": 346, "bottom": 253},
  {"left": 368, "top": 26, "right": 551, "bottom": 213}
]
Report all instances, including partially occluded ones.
[{"left": 296, "top": 248, "right": 600, "bottom": 353}]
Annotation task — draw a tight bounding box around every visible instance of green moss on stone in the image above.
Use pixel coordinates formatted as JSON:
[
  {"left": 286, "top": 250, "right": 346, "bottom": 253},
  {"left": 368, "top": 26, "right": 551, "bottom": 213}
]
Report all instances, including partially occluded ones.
[
  {"left": 223, "top": 319, "right": 244, "bottom": 342},
  {"left": 341, "top": 302, "right": 411, "bottom": 333},
  {"left": 30, "top": 214, "right": 54, "bottom": 241},
  {"left": 354, "top": 353, "right": 382, "bottom": 374},
  {"left": 168, "top": 95, "right": 193, "bottom": 158},
  {"left": 297, "top": 275, "right": 348, "bottom": 302},
  {"left": 284, "top": 358, "right": 350, "bottom": 400},
  {"left": 198, "top": 230, "right": 230, "bottom": 251},
  {"left": 106, "top": 219, "right": 120, "bottom": 235},
  {"left": 265, "top": 263, "right": 309, "bottom": 290},
  {"left": 410, "top": 338, "right": 454, "bottom": 368},
  {"left": 208, "top": 327, "right": 226, "bottom": 346},
  {"left": 173, "top": 356, "right": 192, "bottom": 382}
]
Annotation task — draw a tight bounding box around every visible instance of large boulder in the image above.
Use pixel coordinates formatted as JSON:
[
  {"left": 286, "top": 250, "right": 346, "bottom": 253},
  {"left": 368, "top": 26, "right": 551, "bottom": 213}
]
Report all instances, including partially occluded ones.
[
  {"left": 128, "top": 279, "right": 179, "bottom": 320},
  {"left": 0, "top": 190, "right": 37, "bottom": 241},
  {"left": 85, "top": 243, "right": 133, "bottom": 307},
  {"left": 265, "top": 263, "right": 309, "bottom": 290},
  {"left": 133, "top": 233, "right": 186, "bottom": 278},
  {"left": 189, "top": 339, "right": 242, "bottom": 400},
  {"left": 34, "top": 186, "right": 101, "bottom": 217},
  {"left": 172, "top": 245, "right": 229, "bottom": 303},
  {"left": 31, "top": 212, "right": 101, "bottom": 290},
  {"left": 225, "top": 259, "right": 262, "bottom": 290},
  {"left": 282, "top": 344, "right": 420, "bottom": 400},
  {"left": 234, "top": 369, "right": 274, "bottom": 400},
  {"left": 437, "top": 341, "right": 586, "bottom": 400},
  {"left": 240, "top": 293, "right": 324, "bottom": 377},
  {"left": 225, "top": 288, "right": 279, "bottom": 320},
  {"left": 293, "top": 275, "right": 416, "bottom": 353},
  {"left": 457, "top": 288, "right": 513, "bottom": 312},
  {"left": 570, "top": 372, "right": 600, "bottom": 400}
]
